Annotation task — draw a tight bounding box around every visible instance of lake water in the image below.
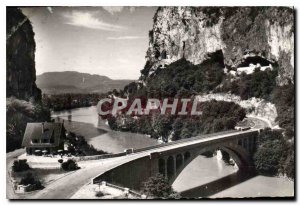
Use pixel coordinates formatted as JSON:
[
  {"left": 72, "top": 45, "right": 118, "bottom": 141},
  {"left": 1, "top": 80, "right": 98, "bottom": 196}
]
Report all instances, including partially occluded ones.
[
  {"left": 52, "top": 106, "right": 294, "bottom": 198},
  {"left": 52, "top": 106, "right": 158, "bottom": 153}
]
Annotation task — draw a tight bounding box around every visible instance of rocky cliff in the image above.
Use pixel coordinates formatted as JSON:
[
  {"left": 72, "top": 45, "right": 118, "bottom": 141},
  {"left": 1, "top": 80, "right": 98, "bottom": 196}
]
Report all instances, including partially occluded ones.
[
  {"left": 6, "top": 7, "right": 41, "bottom": 101},
  {"left": 143, "top": 7, "right": 294, "bottom": 85},
  {"left": 196, "top": 93, "right": 278, "bottom": 127}
]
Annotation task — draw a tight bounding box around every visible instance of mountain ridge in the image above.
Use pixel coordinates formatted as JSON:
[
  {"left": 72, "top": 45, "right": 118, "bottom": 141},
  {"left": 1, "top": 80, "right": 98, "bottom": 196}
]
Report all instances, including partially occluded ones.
[{"left": 37, "top": 71, "right": 133, "bottom": 94}]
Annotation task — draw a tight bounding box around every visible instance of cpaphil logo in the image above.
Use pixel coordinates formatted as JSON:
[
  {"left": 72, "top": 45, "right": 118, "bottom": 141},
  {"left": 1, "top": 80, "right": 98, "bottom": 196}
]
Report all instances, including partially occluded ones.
[{"left": 97, "top": 97, "right": 203, "bottom": 117}]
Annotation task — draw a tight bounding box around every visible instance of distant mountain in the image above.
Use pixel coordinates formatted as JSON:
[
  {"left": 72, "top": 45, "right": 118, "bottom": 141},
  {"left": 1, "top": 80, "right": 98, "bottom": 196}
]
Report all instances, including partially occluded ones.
[{"left": 36, "top": 71, "right": 133, "bottom": 94}]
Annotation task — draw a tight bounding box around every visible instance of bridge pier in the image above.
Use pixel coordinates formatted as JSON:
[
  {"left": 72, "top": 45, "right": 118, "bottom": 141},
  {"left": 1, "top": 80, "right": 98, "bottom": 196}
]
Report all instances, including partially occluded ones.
[
  {"left": 164, "top": 157, "right": 167, "bottom": 177},
  {"left": 173, "top": 155, "right": 176, "bottom": 176}
]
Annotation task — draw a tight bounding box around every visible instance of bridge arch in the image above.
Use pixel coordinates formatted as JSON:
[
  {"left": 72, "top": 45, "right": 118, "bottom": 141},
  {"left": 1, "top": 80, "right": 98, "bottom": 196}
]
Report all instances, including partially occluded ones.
[
  {"left": 184, "top": 151, "right": 191, "bottom": 161},
  {"left": 167, "top": 156, "right": 175, "bottom": 179},
  {"left": 92, "top": 131, "right": 259, "bottom": 191},
  {"left": 168, "top": 144, "right": 251, "bottom": 184},
  {"left": 158, "top": 158, "right": 165, "bottom": 176},
  {"left": 176, "top": 154, "right": 183, "bottom": 170}
]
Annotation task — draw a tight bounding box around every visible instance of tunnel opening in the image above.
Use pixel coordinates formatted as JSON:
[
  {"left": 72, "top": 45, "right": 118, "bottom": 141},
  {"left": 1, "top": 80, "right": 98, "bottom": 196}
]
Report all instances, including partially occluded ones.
[
  {"left": 161, "top": 50, "right": 167, "bottom": 60},
  {"left": 154, "top": 49, "right": 160, "bottom": 59},
  {"left": 237, "top": 56, "right": 276, "bottom": 68}
]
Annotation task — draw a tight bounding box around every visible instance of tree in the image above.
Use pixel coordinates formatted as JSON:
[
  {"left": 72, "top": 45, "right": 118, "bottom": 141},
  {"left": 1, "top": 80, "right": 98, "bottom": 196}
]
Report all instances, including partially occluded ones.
[
  {"left": 253, "top": 140, "right": 285, "bottom": 175},
  {"left": 153, "top": 116, "right": 172, "bottom": 142},
  {"left": 12, "top": 159, "right": 30, "bottom": 172},
  {"left": 171, "top": 118, "right": 183, "bottom": 141},
  {"left": 253, "top": 129, "right": 286, "bottom": 176},
  {"left": 180, "top": 127, "right": 192, "bottom": 139},
  {"left": 142, "top": 174, "right": 179, "bottom": 199},
  {"left": 61, "top": 159, "right": 80, "bottom": 171},
  {"left": 253, "top": 128, "right": 294, "bottom": 179},
  {"left": 281, "top": 146, "right": 294, "bottom": 179},
  {"left": 20, "top": 172, "right": 43, "bottom": 190}
]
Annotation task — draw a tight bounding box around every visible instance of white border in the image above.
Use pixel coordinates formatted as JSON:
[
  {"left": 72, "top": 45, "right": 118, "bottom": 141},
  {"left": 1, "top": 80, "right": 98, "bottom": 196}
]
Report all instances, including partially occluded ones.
[{"left": 1, "top": 0, "right": 297, "bottom": 6}]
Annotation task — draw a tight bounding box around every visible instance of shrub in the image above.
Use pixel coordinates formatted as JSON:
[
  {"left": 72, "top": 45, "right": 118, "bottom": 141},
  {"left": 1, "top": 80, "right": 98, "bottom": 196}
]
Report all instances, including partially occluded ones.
[
  {"left": 67, "top": 132, "right": 108, "bottom": 156},
  {"left": 220, "top": 65, "right": 278, "bottom": 100},
  {"left": 95, "top": 191, "right": 106, "bottom": 197},
  {"left": 12, "top": 159, "right": 30, "bottom": 172},
  {"left": 253, "top": 129, "right": 294, "bottom": 178},
  {"left": 253, "top": 140, "right": 285, "bottom": 175},
  {"left": 271, "top": 84, "right": 294, "bottom": 139},
  {"left": 19, "top": 172, "right": 43, "bottom": 190},
  {"left": 142, "top": 174, "right": 179, "bottom": 199},
  {"left": 61, "top": 159, "right": 79, "bottom": 171},
  {"left": 6, "top": 99, "right": 51, "bottom": 152},
  {"left": 142, "top": 54, "right": 225, "bottom": 98},
  {"left": 282, "top": 147, "right": 294, "bottom": 179}
]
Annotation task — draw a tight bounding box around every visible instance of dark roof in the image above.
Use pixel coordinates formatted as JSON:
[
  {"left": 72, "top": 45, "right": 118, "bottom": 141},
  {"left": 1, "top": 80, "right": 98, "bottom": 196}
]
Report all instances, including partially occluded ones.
[{"left": 22, "top": 122, "right": 64, "bottom": 148}]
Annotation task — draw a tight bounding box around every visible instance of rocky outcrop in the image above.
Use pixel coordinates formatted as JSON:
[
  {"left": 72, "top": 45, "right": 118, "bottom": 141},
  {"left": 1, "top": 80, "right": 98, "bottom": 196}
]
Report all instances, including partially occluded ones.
[
  {"left": 6, "top": 7, "right": 41, "bottom": 102},
  {"left": 144, "top": 7, "right": 294, "bottom": 85},
  {"left": 196, "top": 93, "right": 278, "bottom": 127}
]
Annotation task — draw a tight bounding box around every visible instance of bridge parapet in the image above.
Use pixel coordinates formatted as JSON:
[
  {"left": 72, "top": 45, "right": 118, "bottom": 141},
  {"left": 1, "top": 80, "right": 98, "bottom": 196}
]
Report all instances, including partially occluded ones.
[
  {"left": 154, "top": 130, "right": 259, "bottom": 183},
  {"left": 91, "top": 129, "right": 259, "bottom": 191}
]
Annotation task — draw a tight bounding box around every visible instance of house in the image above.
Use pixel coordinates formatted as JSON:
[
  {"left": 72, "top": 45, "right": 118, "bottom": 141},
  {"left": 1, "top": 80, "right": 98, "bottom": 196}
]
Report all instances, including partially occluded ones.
[{"left": 21, "top": 122, "right": 66, "bottom": 155}]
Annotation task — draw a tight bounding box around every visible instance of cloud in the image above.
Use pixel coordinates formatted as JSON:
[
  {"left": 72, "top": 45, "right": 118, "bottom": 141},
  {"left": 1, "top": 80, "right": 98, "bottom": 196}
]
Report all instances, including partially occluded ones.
[
  {"left": 47, "top": 7, "right": 53, "bottom": 14},
  {"left": 102, "top": 6, "right": 136, "bottom": 15},
  {"left": 63, "top": 11, "right": 125, "bottom": 31},
  {"left": 107, "top": 36, "right": 146, "bottom": 40},
  {"left": 102, "top": 6, "right": 124, "bottom": 15}
]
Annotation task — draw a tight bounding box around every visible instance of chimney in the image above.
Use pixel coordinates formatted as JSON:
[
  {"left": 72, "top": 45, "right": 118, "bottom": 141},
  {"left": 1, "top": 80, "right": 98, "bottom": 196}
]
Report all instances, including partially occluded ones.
[{"left": 42, "top": 122, "right": 44, "bottom": 133}]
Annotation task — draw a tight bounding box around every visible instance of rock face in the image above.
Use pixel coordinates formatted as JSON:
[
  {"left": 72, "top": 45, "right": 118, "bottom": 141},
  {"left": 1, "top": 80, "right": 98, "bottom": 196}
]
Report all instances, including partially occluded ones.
[
  {"left": 144, "top": 7, "right": 294, "bottom": 85},
  {"left": 196, "top": 93, "right": 278, "bottom": 127},
  {"left": 6, "top": 7, "right": 41, "bottom": 101}
]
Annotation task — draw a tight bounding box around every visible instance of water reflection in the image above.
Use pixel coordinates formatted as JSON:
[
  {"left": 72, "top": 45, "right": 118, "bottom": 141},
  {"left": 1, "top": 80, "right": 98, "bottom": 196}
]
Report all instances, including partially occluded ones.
[
  {"left": 173, "top": 154, "right": 294, "bottom": 198},
  {"left": 180, "top": 170, "right": 255, "bottom": 198}
]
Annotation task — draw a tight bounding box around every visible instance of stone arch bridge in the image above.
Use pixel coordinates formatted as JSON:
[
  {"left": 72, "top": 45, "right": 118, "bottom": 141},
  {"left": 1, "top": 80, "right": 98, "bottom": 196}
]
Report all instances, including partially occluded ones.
[{"left": 93, "top": 129, "right": 260, "bottom": 191}]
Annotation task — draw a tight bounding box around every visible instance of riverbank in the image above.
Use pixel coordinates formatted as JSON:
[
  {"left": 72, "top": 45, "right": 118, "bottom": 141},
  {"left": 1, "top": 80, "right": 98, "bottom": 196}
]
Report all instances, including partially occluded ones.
[
  {"left": 63, "top": 120, "right": 107, "bottom": 140},
  {"left": 52, "top": 106, "right": 159, "bottom": 153}
]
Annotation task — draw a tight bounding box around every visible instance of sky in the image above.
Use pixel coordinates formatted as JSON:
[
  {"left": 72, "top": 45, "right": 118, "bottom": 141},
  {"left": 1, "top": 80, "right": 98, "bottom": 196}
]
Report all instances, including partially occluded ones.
[{"left": 21, "top": 7, "right": 157, "bottom": 80}]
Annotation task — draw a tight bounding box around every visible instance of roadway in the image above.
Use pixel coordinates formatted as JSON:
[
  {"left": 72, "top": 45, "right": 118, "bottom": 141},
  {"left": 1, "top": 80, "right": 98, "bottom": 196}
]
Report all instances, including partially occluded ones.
[
  {"left": 20, "top": 129, "right": 257, "bottom": 199},
  {"left": 7, "top": 116, "right": 268, "bottom": 199},
  {"left": 247, "top": 116, "right": 271, "bottom": 129}
]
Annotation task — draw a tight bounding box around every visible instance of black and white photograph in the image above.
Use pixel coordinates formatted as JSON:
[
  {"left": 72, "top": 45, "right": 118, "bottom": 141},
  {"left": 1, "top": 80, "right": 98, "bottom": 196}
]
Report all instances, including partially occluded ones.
[{"left": 5, "top": 2, "right": 295, "bottom": 200}]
